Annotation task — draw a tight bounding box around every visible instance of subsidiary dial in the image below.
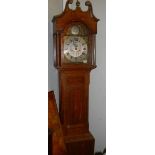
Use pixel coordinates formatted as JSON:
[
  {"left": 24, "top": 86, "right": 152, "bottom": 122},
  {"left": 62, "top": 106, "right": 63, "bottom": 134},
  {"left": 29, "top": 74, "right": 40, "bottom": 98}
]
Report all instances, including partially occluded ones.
[{"left": 71, "top": 26, "right": 80, "bottom": 35}]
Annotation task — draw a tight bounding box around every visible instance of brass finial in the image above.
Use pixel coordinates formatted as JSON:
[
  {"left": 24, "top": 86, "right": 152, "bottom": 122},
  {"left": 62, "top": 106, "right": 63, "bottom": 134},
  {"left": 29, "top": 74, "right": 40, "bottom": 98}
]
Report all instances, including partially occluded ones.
[{"left": 76, "top": 0, "right": 80, "bottom": 7}]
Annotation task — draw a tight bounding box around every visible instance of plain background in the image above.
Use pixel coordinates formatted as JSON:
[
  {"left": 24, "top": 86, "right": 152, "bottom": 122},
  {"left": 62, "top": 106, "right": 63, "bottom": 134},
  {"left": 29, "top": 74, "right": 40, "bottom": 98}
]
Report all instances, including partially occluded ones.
[{"left": 0, "top": 0, "right": 155, "bottom": 155}]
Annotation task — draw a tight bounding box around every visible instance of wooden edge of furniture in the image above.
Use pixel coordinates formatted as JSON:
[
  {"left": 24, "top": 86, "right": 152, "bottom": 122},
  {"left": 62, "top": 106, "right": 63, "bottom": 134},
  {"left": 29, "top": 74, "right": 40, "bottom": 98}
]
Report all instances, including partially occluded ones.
[{"left": 48, "top": 91, "right": 67, "bottom": 155}]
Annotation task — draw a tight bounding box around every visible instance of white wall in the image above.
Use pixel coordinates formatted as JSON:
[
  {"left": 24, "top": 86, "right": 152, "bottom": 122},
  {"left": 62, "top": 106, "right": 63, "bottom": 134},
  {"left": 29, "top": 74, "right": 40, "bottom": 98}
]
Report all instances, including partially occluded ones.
[
  {"left": 48, "top": 0, "right": 63, "bottom": 102},
  {"left": 88, "top": 0, "right": 106, "bottom": 151},
  {"left": 48, "top": 0, "right": 106, "bottom": 152}
]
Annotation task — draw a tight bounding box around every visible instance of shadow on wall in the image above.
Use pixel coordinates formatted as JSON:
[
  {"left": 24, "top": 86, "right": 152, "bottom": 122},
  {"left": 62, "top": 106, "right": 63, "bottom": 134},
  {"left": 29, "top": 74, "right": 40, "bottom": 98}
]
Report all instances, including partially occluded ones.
[
  {"left": 95, "top": 148, "right": 106, "bottom": 155},
  {"left": 48, "top": 21, "right": 59, "bottom": 103}
]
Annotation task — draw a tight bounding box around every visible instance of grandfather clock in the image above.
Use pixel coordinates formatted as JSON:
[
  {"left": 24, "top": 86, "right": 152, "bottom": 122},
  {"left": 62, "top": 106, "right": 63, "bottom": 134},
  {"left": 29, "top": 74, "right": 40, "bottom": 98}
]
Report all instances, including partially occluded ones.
[{"left": 52, "top": 0, "right": 99, "bottom": 155}]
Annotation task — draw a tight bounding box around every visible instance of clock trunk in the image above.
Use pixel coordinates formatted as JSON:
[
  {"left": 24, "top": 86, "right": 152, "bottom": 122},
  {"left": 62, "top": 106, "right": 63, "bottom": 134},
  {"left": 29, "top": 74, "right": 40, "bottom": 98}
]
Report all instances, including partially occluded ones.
[{"left": 59, "top": 69, "right": 95, "bottom": 155}]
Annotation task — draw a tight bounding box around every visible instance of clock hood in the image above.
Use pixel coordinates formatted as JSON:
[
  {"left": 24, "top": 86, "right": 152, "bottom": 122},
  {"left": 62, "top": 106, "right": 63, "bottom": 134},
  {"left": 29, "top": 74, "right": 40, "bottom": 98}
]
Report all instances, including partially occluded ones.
[{"left": 52, "top": 0, "right": 99, "bottom": 34}]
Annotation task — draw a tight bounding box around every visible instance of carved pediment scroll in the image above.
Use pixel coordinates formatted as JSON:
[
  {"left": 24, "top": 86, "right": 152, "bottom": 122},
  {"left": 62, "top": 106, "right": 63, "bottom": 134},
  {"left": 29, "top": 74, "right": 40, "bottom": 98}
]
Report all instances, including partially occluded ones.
[{"left": 52, "top": 0, "right": 99, "bottom": 34}]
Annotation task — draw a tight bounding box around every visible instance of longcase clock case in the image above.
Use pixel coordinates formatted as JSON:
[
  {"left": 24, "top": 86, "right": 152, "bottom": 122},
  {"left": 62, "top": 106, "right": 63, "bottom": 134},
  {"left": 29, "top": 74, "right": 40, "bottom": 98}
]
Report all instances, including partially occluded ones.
[{"left": 52, "top": 1, "right": 99, "bottom": 155}]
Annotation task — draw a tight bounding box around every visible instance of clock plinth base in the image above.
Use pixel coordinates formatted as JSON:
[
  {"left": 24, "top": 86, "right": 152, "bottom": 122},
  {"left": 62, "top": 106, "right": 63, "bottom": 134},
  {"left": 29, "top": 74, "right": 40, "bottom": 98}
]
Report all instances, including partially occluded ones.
[{"left": 64, "top": 132, "right": 95, "bottom": 155}]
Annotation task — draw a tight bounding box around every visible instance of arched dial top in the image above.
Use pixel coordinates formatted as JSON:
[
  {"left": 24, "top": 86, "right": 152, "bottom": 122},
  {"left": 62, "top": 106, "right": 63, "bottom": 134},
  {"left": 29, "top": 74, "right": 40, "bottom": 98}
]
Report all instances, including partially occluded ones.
[{"left": 63, "top": 24, "right": 88, "bottom": 63}]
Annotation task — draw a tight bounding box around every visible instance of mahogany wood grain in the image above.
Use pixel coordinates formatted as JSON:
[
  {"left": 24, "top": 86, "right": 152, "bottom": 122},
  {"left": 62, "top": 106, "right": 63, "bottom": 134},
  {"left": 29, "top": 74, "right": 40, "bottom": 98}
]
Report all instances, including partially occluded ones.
[
  {"left": 52, "top": 1, "right": 99, "bottom": 155},
  {"left": 48, "top": 91, "right": 67, "bottom": 155}
]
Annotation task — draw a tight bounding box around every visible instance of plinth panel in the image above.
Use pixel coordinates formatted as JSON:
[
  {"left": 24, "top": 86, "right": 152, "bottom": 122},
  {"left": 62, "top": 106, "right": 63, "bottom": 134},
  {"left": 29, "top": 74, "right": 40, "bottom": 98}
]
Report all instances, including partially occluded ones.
[{"left": 64, "top": 133, "right": 95, "bottom": 155}]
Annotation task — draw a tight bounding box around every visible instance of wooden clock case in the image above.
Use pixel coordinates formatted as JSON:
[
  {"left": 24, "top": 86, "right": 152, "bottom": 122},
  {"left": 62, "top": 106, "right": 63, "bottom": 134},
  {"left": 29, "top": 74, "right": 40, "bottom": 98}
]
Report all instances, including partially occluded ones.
[{"left": 52, "top": 1, "right": 99, "bottom": 155}]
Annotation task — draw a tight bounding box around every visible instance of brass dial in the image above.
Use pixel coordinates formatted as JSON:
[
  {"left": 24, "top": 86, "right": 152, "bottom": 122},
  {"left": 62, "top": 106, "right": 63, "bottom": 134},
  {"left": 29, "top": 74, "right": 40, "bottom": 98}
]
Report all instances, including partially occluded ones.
[{"left": 64, "top": 36, "right": 88, "bottom": 63}]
